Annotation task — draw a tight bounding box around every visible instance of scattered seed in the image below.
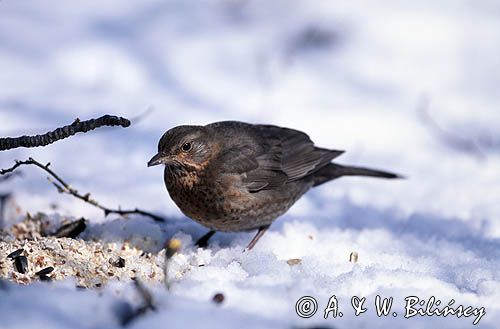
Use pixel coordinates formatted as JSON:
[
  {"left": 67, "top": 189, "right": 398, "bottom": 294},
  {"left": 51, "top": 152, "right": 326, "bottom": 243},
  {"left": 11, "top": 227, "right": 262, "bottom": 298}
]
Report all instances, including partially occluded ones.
[
  {"left": 7, "top": 248, "right": 24, "bottom": 259},
  {"left": 166, "top": 239, "right": 181, "bottom": 259},
  {"left": 212, "top": 293, "right": 225, "bottom": 305},
  {"left": 35, "top": 266, "right": 54, "bottom": 276},
  {"left": 109, "top": 257, "right": 126, "bottom": 268},
  {"left": 14, "top": 255, "right": 28, "bottom": 274},
  {"left": 286, "top": 258, "right": 302, "bottom": 266},
  {"left": 53, "top": 218, "right": 86, "bottom": 238},
  {"left": 39, "top": 274, "right": 52, "bottom": 282},
  {"left": 349, "top": 251, "right": 358, "bottom": 263}
]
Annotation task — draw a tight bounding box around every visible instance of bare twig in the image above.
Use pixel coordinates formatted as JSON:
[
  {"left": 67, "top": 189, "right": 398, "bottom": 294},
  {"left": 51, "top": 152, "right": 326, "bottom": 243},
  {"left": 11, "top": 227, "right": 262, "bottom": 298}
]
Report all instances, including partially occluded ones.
[
  {"left": 0, "top": 158, "right": 165, "bottom": 222},
  {"left": 0, "top": 171, "right": 22, "bottom": 183},
  {"left": 0, "top": 115, "right": 130, "bottom": 151},
  {"left": 164, "top": 238, "right": 181, "bottom": 290},
  {"left": 0, "top": 193, "right": 11, "bottom": 229},
  {"left": 129, "top": 106, "right": 155, "bottom": 125},
  {"left": 416, "top": 98, "right": 500, "bottom": 157},
  {"left": 121, "top": 279, "right": 156, "bottom": 326},
  {"left": 53, "top": 218, "right": 87, "bottom": 238}
]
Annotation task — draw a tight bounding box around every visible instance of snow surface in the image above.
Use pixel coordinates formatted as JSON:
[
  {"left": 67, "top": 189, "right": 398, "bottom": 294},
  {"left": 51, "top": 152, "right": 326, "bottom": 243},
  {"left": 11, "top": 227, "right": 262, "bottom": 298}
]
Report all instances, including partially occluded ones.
[{"left": 1, "top": 0, "right": 500, "bottom": 328}]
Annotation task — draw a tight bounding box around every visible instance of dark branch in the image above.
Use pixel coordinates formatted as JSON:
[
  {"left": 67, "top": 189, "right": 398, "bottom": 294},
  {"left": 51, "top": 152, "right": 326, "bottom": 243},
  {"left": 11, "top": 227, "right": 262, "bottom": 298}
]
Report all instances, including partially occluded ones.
[
  {"left": 0, "top": 171, "right": 22, "bottom": 183},
  {"left": 121, "top": 279, "right": 156, "bottom": 326},
  {"left": 129, "top": 106, "right": 154, "bottom": 125},
  {"left": 0, "top": 158, "right": 165, "bottom": 222},
  {"left": 0, "top": 193, "right": 11, "bottom": 229},
  {"left": 416, "top": 97, "right": 500, "bottom": 157},
  {"left": 418, "top": 104, "right": 482, "bottom": 157},
  {"left": 0, "top": 115, "right": 130, "bottom": 151}
]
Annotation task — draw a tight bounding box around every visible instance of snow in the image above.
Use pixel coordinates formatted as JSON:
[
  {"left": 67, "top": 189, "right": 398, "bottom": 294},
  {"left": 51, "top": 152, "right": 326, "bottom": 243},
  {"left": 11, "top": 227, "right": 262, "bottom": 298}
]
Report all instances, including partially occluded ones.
[{"left": 1, "top": 0, "right": 500, "bottom": 328}]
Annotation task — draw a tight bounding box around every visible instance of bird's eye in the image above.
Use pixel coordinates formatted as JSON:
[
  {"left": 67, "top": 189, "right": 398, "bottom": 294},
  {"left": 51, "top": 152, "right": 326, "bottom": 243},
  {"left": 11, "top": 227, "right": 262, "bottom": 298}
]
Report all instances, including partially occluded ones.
[{"left": 181, "top": 142, "right": 192, "bottom": 152}]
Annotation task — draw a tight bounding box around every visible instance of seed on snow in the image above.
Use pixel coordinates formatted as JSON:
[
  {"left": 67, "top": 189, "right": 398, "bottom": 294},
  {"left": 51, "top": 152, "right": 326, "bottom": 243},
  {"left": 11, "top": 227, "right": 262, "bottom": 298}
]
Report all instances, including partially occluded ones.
[
  {"left": 14, "top": 255, "right": 28, "bottom": 274},
  {"left": 35, "top": 267, "right": 54, "bottom": 276},
  {"left": 7, "top": 249, "right": 24, "bottom": 259}
]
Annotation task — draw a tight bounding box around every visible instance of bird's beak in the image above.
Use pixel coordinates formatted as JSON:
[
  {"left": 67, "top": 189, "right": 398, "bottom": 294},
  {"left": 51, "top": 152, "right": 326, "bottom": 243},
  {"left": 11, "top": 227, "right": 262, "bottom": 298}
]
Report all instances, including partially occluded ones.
[{"left": 148, "top": 153, "right": 168, "bottom": 167}]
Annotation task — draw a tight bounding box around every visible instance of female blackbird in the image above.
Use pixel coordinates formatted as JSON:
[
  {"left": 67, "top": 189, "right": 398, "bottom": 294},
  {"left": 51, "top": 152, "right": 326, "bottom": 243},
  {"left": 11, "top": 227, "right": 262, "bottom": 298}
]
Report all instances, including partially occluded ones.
[{"left": 148, "top": 121, "right": 400, "bottom": 250}]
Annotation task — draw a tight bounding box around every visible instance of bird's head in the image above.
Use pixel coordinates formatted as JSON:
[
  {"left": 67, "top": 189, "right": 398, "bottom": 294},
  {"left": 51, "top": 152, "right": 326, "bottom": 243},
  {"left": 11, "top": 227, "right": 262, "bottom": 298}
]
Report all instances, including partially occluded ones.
[{"left": 148, "top": 125, "right": 214, "bottom": 170}]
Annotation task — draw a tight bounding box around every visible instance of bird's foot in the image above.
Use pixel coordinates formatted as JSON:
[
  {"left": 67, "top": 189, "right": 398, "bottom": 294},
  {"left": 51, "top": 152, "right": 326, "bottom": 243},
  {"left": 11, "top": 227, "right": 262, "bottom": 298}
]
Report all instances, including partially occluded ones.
[
  {"left": 243, "top": 225, "right": 270, "bottom": 252},
  {"left": 195, "top": 230, "right": 216, "bottom": 248}
]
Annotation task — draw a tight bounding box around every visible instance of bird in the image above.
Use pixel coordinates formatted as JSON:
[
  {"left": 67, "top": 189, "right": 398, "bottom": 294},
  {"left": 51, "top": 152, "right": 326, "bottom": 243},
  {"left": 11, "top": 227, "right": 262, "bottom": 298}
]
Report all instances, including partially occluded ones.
[{"left": 148, "top": 121, "right": 401, "bottom": 250}]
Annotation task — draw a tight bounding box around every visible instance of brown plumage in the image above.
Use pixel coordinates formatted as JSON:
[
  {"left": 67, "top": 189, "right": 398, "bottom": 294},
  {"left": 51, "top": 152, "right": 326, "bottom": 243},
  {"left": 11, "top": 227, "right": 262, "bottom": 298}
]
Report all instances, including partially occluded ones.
[{"left": 148, "top": 121, "right": 400, "bottom": 250}]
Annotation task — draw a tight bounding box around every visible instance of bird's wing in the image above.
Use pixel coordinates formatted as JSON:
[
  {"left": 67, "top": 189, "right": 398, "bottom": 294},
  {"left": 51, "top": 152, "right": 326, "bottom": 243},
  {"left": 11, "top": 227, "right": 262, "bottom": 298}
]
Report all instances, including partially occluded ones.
[
  {"left": 214, "top": 141, "right": 288, "bottom": 192},
  {"left": 210, "top": 122, "right": 343, "bottom": 192},
  {"left": 256, "top": 125, "right": 344, "bottom": 181}
]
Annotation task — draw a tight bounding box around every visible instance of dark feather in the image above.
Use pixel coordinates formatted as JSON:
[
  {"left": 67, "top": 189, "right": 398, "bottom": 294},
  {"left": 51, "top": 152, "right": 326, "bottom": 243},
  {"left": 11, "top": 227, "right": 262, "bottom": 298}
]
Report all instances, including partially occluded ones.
[
  {"left": 313, "top": 163, "right": 402, "bottom": 186},
  {"left": 208, "top": 122, "right": 343, "bottom": 192}
]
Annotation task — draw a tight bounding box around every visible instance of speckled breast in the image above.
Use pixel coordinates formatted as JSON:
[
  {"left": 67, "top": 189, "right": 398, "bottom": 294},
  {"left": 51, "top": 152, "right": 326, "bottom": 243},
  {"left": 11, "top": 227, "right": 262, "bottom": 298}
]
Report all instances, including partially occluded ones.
[{"left": 163, "top": 167, "right": 311, "bottom": 232}]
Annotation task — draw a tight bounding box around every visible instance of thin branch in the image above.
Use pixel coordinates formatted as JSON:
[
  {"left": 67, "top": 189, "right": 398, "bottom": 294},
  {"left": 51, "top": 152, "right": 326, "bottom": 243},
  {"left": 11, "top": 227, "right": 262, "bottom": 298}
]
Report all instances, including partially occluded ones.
[
  {"left": 121, "top": 279, "right": 156, "bottom": 326},
  {"left": 418, "top": 106, "right": 482, "bottom": 156},
  {"left": 129, "top": 106, "right": 155, "bottom": 125},
  {"left": 164, "top": 238, "right": 181, "bottom": 290},
  {"left": 416, "top": 97, "right": 497, "bottom": 157},
  {"left": 0, "top": 171, "right": 22, "bottom": 183},
  {"left": 0, "top": 158, "right": 165, "bottom": 222},
  {"left": 0, "top": 193, "right": 11, "bottom": 229},
  {"left": 0, "top": 115, "right": 130, "bottom": 151}
]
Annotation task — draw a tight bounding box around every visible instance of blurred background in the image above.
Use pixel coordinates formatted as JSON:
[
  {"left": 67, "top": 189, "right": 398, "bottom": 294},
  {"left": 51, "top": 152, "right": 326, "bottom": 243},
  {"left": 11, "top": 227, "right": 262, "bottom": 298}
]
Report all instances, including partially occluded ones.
[
  {"left": 1, "top": 1, "right": 500, "bottom": 328},
  {"left": 1, "top": 0, "right": 500, "bottom": 235}
]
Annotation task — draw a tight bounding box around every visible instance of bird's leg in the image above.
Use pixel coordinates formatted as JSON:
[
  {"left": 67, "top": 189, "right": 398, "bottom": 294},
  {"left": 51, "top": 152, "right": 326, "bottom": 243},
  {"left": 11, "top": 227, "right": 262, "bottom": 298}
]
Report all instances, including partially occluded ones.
[
  {"left": 244, "top": 225, "right": 270, "bottom": 251},
  {"left": 195, "top": 230, "right": 216, "bottom": 248}
]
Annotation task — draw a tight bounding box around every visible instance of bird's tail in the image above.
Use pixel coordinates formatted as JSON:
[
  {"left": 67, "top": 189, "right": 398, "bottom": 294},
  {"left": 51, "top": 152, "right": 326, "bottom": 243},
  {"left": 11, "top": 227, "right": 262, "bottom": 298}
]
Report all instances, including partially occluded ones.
[{"left": 313, "top": 163, "right": 402, "bottom": 187}]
